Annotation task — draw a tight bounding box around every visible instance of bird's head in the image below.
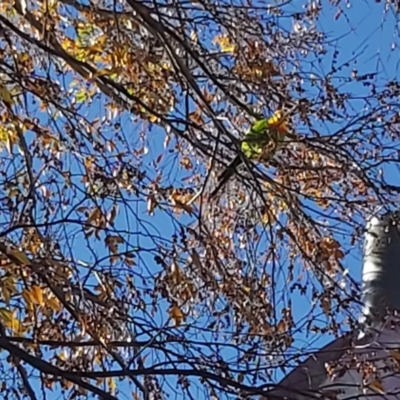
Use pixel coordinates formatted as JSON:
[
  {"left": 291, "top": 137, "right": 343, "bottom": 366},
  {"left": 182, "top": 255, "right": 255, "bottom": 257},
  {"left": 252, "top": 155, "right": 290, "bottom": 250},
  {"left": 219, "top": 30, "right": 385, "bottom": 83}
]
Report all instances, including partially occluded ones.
[{"left": 267, "top": 109, "right": 289, "bottom": 133}]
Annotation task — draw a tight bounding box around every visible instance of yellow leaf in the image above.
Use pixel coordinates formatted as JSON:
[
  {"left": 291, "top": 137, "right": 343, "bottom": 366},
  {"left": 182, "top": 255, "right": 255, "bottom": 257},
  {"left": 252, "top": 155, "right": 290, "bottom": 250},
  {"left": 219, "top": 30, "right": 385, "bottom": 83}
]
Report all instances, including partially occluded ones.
[
  {"left": 47, "top": 296, "right": 61, "bottom": 312},
  {"left": 0, "top": 125, "right": 16, "bottom": 154},
  {"left": 149, "top": 113, "right": 158, "bottom": 123},
  {"left": 0, "top": 307, "right": 19, "bottom": 331},
  {"left": 213, "top": 34, "right": 236, "bottom": 53},
  {"left": 0, "top": 307, "right": 13, "bottom": 324},
  {"left": 108, "top": 377, "right": 116, "bottom": 392},
  {"left": 169, "top": 304, "right": 185, "bottom": 326},
  {"left": 6, "top": 248, "right": 31, "bottom": 265},
  {"left": 31, "top": 285, "right": 44, "bottom": 306},
  {"left": 369, "top": 379, "right": 385, "bottom": 394},
  {"left": 0, "top": 83, "right": 13, "bottom": 109},
  {"left": 2, "top": 286, "right": 11, "bottom": 305},
  {"left": 22, "top": 289, "right": 35, "bottom": 310},
  {"left": 262, "top": 210, "right": 276, "bottom": 225}
]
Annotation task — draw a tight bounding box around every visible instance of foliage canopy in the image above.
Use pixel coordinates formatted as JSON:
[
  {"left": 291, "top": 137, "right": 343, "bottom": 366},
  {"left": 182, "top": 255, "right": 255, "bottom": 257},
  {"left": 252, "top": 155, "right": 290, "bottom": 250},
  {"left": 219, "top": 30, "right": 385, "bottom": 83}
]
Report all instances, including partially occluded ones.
[{"left": 0, "top": 0, "right": 400, "bottom": 399}]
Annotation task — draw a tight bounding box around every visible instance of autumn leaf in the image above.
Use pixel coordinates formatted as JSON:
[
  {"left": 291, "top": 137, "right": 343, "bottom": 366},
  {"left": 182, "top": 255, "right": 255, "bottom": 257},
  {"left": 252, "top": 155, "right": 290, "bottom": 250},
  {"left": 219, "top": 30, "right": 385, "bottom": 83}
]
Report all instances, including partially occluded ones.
[
  {"left": 391, "top": 349, "right": 400, "bottom": 360},
  {"left": 2, "top": 246, "right": 31, "bottom": 266},
  {"left": 108, "top": 377, "right": 116, "bottom": 393},
  {"left": 368, "top": 379, "right": 385, "bottom": 394},
  {"left": 147, "top": 194, "right": 158, "bottom": 216},
  {"left": 46, "top": 295, "right": 62, "bottom": 313},
  {"left": 0, "top": 82, "right": 13, "bottom": 109},
  {"left": 391, "top": 349, "right": 400, "bottom": 368},
  {"left": 0, "top": 307, "right": 14, "bottom": 324},
  {"left": 0, "top": 0, "right": 399, "bottom": 398},
  {"left": 190, "top": 250, "right": 202, "bottom": 270},
  {"left": 86, "top": 208, "right": 102, "bottom": 225},
  {"left": 31, "top": 285, "right": 44, "bottom": 306},
  {"left": 0, "top": 126, "right": 11, "bottom": 153},
  {"left": 0, "top": 307, "right": 19, "bottom": 331},
  {"left": 242, "top": 286, "right": 251, "bottom": 294},
  {"left": 169, "top": 304, "right": 185, "bottom": 326},
  {"left": 2, "top": 285, "right": 11, "bottom": 305},
  {"left": 213, "top": 34, "right": 236, "bottom": 53},
  {"left": 321, "top": 297, "right": 331, "bottom": 315},
  {"left": 169, "top": 189, "right": 194, "bottom": 214},
  {"left": 277, "top": 319, "right": 287, "bottom": 333}
]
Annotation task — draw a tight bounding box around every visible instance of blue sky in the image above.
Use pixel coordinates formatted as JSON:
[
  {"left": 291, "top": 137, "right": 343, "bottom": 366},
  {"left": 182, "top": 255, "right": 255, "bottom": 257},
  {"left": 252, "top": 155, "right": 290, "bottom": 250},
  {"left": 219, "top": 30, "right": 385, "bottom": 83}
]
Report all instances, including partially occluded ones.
[
  {"left": 2, "top": 0, "right": 400, "bottom": 399},
  {"left": 274, "top": 0, "right": 398, "bottom": 336},
  {"left": 117, "top": 0, "right": 400, "bottom": 391}
]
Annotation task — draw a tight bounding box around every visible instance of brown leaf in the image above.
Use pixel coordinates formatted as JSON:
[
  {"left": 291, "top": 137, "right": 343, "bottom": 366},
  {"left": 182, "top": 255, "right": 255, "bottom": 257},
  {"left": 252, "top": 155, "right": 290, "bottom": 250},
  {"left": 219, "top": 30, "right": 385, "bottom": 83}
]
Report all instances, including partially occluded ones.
[
  {"left": 277, "top": 319, "right": 287, "bottom": 333},
  {"left": 6, "top": 247, "right": 31, "bottom": 265},
  {"left": 169, "top": 304, "right": 185, "bottom": 326},
  {"left": 369, "top": 379, "right": 385, "bottom": 394},
  {"left": 86, "top": 208, "right": 101, "bottom": 225},
  {"left": 321, "top": 297, "right": 331, "bottom": 315},
  {"left": 147, "top": 194, "right": 157, "bottom": 216}
]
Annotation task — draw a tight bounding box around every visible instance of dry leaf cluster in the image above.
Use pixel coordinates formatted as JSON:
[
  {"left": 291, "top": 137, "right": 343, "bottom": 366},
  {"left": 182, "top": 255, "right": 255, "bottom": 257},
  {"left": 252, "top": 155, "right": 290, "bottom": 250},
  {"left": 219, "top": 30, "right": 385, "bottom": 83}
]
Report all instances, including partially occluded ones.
[{"left": 0, "top": 0, "right": 399, "bottom": 399}]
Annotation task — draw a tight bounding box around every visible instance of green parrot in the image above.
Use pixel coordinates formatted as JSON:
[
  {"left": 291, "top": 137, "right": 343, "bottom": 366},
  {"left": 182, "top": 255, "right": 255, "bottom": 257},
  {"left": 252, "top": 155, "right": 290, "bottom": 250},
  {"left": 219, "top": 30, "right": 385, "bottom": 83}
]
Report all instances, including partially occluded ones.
[{"left": 210, "top": 110, "right": 290, "bottom": 198}]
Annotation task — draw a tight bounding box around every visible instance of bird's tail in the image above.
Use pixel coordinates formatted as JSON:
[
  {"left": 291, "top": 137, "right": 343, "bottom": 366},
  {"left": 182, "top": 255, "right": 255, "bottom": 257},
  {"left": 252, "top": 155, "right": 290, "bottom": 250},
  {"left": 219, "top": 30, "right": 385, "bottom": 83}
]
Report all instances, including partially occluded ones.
[{"left": 209, "top": 156, "right": 242, "bottom": 198}]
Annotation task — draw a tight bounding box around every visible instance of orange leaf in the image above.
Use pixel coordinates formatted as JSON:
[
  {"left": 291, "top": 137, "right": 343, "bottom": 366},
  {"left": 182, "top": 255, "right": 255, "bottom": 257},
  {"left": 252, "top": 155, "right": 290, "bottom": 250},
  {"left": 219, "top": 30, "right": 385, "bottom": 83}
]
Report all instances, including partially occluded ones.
[
  {"left": 47, "top": 296, "right": 61, "bottom": 312},
  {"left": 31, "top": 285, "right": 44, "bottom": 306},
  {"left": 169, "top": 304, "right": 185, "bottom": 326}
]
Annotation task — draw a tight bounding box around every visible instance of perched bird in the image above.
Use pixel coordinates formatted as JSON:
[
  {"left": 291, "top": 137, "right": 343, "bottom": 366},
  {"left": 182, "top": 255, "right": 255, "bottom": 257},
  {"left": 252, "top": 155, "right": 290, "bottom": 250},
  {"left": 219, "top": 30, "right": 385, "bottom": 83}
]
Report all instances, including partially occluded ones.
[{"left": 210, "top": 109, "right": 290, "bottom": 198}]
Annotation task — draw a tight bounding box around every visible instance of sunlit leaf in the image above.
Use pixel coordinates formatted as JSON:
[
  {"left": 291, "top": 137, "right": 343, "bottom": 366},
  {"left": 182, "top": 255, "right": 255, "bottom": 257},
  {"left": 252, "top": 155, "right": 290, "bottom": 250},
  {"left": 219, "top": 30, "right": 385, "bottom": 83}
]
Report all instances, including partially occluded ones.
[
  {"left": 0, "top": 307, "right": 19, "bottom": 331},
  {"left": 169, "top": 304, "right": 185, "bottom": 326},
  {"left": 0, "top": 82, "right": 13, "bottom": 109},
  {"left": 30, "top": 285, "right": 44, "bottom": 306},
  {"left": 5, "top": 247, "right": 31, "bottom": 265},
  {"left": 213, "top": 34, "right": 236, "bottom": 53}
]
